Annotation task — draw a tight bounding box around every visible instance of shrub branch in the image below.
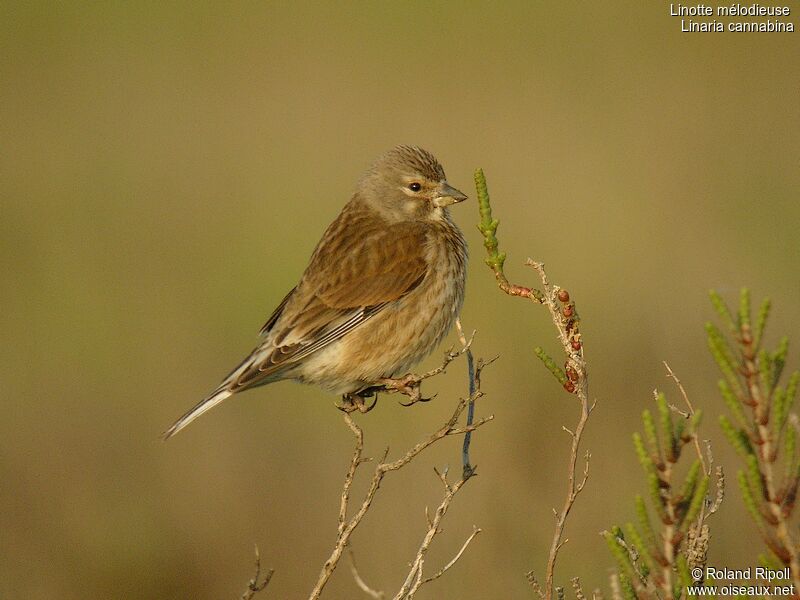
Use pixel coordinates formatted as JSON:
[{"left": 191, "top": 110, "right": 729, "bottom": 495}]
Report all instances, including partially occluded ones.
[
  {"left": 475, "top": 168, "right": 592, "bottom": 599},
  {"left": 308, "top": 341, "right": 494, "bottom": 599}
]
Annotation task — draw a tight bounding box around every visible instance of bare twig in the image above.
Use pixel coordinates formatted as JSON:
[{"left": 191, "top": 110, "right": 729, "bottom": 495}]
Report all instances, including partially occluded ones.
[
  {"left": 526, "top": 571, "right": 546, "bottom": 599},
  {"left": 394, "top": 471, "right": 480, "bottom": 598},
  {"left": 339, "top": 416, "right": 366, "bottom": 536},
  {"left": 421, "top": 526, "right": 482, "bottom": 585},
  {"left": 664, "top": 361, "right": 708, "bottom": 475},
  {"left": 241, "top": 545, "right": 274, "bottom": 600},
  {"left": 665, "top": 365, "right": 725, "bottom": 585},
  {"left": 456, "top": 318, "right": 479, "bottom": 477},
  {"left": 308, "top": 357, "right": 494, "bottom": 600},
  {"left": 571, "top": 577, "right": 587, "bottom": 600},
  {"left": 348, "top": 550, "right": 385, "bottom": 599}
]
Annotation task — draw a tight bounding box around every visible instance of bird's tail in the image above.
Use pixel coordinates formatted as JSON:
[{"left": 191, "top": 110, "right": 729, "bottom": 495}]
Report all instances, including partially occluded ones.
[{"left": 162, "top": 387, "right": 233, "bottom": 440}]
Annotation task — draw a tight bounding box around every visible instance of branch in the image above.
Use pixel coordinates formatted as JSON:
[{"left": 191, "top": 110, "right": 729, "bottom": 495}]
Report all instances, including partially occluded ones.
[
  {"left": 348, "top": 550, "right": 385, "bottom": 599},
  {"left": 308, "top": 358, "right": 494, "bottom": 599},
  {"left": 475, "top": 169, "right": 593, "bottom": 599},
  {"left": 393, "top": 469, "right": 480, "bottom": 599},
  {"left": 421, "top": 526, "right": 482, "bottom": 585},
  {"left": 708, "top": 289, "right": 800, "bottom": 594},
  {"left": 664, "top": 360, "right": 708, "bottom": 476},
  {"left": 377, "top": 336, "right": 475, "bottom": 406},
  {"left": 456, "top": 317, "right": 479, "bottom": 477},
  {"left": 241, "top": 545, "right": 274, "bottom": 600},
  {"left": 530, "top": 260, "right": 593, "bottom": 600},
  {"left": 475, "top": 168, "right": 544, "bottom": 303}
]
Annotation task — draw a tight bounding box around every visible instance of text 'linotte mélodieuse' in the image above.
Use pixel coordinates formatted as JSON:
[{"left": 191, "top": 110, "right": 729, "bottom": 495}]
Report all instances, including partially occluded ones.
[{"left": 669, "top": 3, "right": 795, "bottom": 32}]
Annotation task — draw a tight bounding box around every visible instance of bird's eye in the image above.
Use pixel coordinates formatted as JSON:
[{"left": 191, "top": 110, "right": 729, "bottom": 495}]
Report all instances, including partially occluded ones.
[{"left": 408, "top": 182, "right": 422, "bottom": 192}]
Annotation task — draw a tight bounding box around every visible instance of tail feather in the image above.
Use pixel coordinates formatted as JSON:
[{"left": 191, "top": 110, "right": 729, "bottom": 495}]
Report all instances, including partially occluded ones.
[{"left": 162, "top": 387, "right": 233, "bottom": 440}]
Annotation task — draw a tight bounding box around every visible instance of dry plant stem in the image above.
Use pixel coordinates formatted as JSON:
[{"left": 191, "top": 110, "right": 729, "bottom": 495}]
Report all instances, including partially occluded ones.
[
  {"left": 526, "top": 260, "right": 592, "bottom": 600},
  {"left": 663, "top": 362, "right": 725, "bottom": 589},
  {"left": 455, "top": 318, "right": 478, "bottom": 476},
  {"left": 308, "top": 393, "right": 492, "bottom": 600},
  {"left": 486, "top": 256, "right": 591, "bottom": 597},
  {"left": 664, "top": 361, "right": 709, "bottom": 476},
  {"left": 571, "top": 577, "right": 587, "bottom": 600},
  {"left": 394, "top": 472, "right": 481, "bottom": 599},
  {"left": 659, "top": 365, "right": 689, "bottom": 595},
  {"left": 420, "top": 525, "right": 482, "bottom": 585},
  {"left": 348, "top": 550, "right": 385, "bottom": 599},
  {"left": 241, "top": 545, "right": 274, "bottom": 600},
  {"left": 476, "top": 171, "right": 591, "bottom": 597},
  {"left": 526, "top": 571, "right": 546, "bottom": 599}
]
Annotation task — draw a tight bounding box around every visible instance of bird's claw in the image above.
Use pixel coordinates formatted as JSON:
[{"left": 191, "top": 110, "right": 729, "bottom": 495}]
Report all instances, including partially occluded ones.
[
  {"left": 337, "top": 392, "right": 378, "bottom": 414},
  {"left": 378, "top": 375, "right": 435, "bottom": 407},
  {"left": 398, "top": 392, "right": 437, "bottom": 407}
]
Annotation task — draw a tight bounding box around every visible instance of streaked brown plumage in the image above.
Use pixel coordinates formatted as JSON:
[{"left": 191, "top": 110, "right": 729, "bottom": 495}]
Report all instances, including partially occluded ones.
[{"left": 164, "top": 145, "right": 467, "bottom": 438}]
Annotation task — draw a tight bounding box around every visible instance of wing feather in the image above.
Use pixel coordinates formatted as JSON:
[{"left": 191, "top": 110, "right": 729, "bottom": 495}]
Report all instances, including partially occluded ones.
[
  {"left": 259, "top": 287, "right": 296, "bottom": 336},
  {"left": 229, "top": 202, "right": 429, "bottom": 391}
]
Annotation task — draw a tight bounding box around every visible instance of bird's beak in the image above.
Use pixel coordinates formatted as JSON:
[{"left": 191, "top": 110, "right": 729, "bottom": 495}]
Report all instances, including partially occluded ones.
[{"left": 432, "top": 182, "right": 468, "bottom": 208}]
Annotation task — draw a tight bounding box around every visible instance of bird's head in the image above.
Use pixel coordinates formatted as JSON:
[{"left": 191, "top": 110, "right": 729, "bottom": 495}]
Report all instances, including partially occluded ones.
[{"left": 358, "top": 145, "right": 467, "bottom": 221}]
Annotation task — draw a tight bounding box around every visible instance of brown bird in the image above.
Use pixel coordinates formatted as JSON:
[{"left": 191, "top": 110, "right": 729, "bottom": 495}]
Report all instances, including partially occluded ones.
[{"left": 163, "top": 145, "right": 468, "bottom": 439}]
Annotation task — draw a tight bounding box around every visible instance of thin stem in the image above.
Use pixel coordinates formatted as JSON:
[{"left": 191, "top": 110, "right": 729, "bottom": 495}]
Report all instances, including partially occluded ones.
[
  {"left": 526, "top": 261, "right": 592, "bottom": 600},
  {"left": 664, "top": 361, "right": 708, "bottom": 476},
  {"left": 456, "top": 318, "right": 478, "bottom": 477},
  {"left": 308, "top": 393, "right": 492, "bottom": 599},
  {"left": 393, "top": 474, "right": 472, "bottom": 599},
  {"left": 475, "top": 171, "right": 593, "bottom": 598}
]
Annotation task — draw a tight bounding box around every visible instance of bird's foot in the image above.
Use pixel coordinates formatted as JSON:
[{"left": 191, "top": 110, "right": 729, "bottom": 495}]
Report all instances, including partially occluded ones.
[
  {"left": 337, "top": 389, "right": 379, "bottom": 414},
  {"left": 377, "top": 374, "right": 437, "bottom": 406}
]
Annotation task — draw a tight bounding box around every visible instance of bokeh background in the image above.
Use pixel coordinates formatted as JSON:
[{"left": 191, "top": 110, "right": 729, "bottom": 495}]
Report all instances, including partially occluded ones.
[{"left": 2, "top": 3, "right": 798, "bottom": 598}]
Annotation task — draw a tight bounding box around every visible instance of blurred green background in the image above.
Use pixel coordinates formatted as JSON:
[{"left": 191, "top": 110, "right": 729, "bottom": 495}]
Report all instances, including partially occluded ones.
[{"left": 2, "top": 2, "right": 798, "bottom": 598}]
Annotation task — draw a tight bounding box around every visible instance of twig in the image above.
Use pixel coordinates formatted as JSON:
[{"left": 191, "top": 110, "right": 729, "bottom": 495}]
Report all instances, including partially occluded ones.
[
  {"left": 475, "top": 168, "right": 544, "bottom": 304},
  {"left": 308, "top": 375, "right": 493, "bottom": 599},
  {"left": 474, "top": 169, "right": 593, "bottom": 599},
  {"left": 664, "top": 361, "right": 708, "bottom": 475},
  {"left": 527, "top": 260, "right": 592, "bottom": 600},
  {"left": 421, "top": 526, "right": 482, "bottom": 585},
  {"left": 377, "top": 335, "right": 475, "bottom": 405},
  {"left": 456, "top": 318, "right": 478, "bottom": 477},
  {"left": 348, "top": 550, "right": 385, "bottom": 599},
  {"left": 526, "top": 571, "right": 545, "bottom": 599},
  {"left": 339, "top": 416, "right": 366, "bottom": 536},
  {"left": 241, "top": 545, "right": 274, "bottom": 600},
  {"left": 394, "top": 472, "right": 480, "bottom": 598},
  {"left": 571, "top": 577, "right": 587, "bottom": 600}
]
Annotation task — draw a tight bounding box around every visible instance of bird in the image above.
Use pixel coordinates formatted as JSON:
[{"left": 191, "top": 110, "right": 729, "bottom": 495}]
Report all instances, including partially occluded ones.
[{"left": 163, "top": 145, "right": 468, "bottom": 439}]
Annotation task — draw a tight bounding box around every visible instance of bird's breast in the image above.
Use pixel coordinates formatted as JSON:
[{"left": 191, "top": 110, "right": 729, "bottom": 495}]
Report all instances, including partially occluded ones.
[
  {"left": 368, "top": 217, "right": 467, "bottom": 375},
  {"left": 295, "top": 217, "right": 467, "bottom": 393}
]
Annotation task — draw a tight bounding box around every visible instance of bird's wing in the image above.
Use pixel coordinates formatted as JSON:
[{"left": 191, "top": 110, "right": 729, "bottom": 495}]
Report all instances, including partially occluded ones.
[
  {"left": 259, "top": 287, "right": 296, "bottom": 336},
  {"left": 230, "top": 207, "right": 429, "bottom": 390}
]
